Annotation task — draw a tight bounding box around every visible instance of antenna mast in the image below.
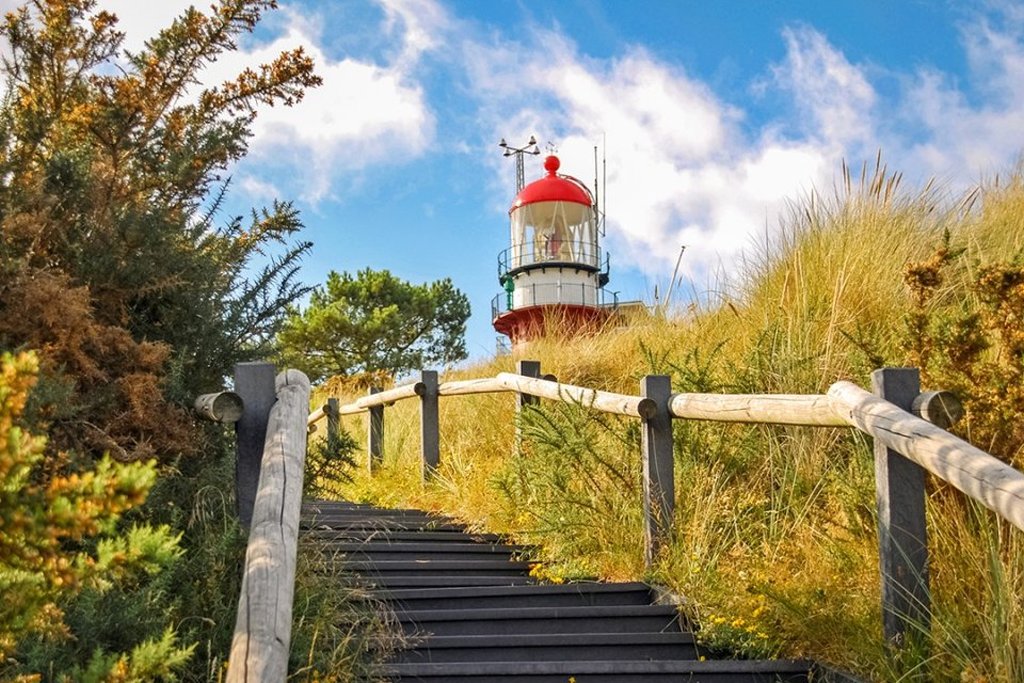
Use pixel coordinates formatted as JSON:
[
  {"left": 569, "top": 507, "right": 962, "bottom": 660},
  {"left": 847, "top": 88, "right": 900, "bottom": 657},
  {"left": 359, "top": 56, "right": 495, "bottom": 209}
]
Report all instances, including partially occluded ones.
[
  {"left": 601, "top": 134, "right": 607, "bottom": 237},
  {"left": 498, "top": 136, "right": 541, "bottom": 193},
  {"left": 662, "top": 245, "right": 687, "bottom": 314}
]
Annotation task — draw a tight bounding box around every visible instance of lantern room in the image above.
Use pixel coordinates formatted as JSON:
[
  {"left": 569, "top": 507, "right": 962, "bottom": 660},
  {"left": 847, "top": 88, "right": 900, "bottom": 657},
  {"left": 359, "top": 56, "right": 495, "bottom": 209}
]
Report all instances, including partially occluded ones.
[
  {"left": 508, "top": 155, "right": 600, "bottom": 272},
  {"left": 493, "top": 152, "right": 614, "bottom": 350}
]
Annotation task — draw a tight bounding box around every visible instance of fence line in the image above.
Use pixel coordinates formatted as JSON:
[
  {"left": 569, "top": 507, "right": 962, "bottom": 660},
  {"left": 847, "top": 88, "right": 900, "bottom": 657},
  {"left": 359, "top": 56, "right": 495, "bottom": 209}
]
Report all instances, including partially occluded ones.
[{"left": 306, "top": 359, "right": 1024, "bottom": 647}]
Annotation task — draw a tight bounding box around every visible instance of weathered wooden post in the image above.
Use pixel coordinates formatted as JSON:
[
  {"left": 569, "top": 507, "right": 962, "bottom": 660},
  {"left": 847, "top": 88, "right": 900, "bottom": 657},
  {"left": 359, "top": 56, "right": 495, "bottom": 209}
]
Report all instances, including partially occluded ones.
[
  {"left": 872, "top": 367, "right": 931, "bottom": 646},
  {"left": 326, "top": 398, "right": 340, "bottom": 443},
  {"left": 640, "top": 375, "right": 674, "bottom": 567},
  {"left": 367, "top": 387, "right": 383, "bottom": 474},
  {"left": 420, "top": 370, "right": 440, "bottom": 480},
  {"left": 233, "top": 362, "right": 276, "bottom": 529},
  {"left": 517, "top": 360, "right": 541, "bottom": 409},
  {"left": 514, "top": 360, "right": 541, "bottom": 455}
]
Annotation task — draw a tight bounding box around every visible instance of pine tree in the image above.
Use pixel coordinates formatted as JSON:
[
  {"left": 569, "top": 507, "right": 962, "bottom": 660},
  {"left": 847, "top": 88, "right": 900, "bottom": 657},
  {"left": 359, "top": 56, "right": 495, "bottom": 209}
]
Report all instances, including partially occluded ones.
[{"left": 277, "top": 268, "right": 472, "bottom": 382}]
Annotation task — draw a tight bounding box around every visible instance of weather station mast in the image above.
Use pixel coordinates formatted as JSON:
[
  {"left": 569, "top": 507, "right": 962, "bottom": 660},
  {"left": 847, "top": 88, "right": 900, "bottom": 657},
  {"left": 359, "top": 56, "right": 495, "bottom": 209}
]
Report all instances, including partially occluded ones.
[{"left": 492, "top": 137, "right": 615, "bottom": 351}]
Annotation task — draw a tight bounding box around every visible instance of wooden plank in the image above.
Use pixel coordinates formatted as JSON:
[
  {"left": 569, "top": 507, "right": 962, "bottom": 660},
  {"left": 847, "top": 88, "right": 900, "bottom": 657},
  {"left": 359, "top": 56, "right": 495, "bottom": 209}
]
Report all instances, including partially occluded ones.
[
  {"left": 233, "top": 362, "right": 277, "bottom": 530},
  {"left": 227, "top": 369, "right": 311, "bottom": 682},
  {"left": 358, "top": 382, "right": 424, "bottom": 408},
  {"left": 871, "top": 368, "right": 930, "bottom": 646},
  {"left": 307, "top": 404, "right": 326, "bottom": 427},
  {"left": 515, "top": 360, "right": 541, "bottom": 457},
  {"left": 828, "top": 380, "right": 1024, "bottom": 532},
  {"left": 911, "top": 390, "right": 963, "bottom": 429},
  {"left": 326, "top": 398, "right": 340, "bottom": 442},
  {"left": 641, "top": 375, "right": 674, "bottom": 567},
  {"left": 668, "top": 392, "right": 847, "bottom": 426},
  {"left": 493, "top": 372, "right": 656, "bottom": 419}
]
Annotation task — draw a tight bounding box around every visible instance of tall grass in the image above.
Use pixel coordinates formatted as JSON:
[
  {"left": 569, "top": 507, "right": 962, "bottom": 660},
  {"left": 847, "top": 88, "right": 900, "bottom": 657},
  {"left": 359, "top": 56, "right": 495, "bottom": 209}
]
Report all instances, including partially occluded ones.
[{"left": 327, "top": 160, "right": 1024, "bottom": 682}]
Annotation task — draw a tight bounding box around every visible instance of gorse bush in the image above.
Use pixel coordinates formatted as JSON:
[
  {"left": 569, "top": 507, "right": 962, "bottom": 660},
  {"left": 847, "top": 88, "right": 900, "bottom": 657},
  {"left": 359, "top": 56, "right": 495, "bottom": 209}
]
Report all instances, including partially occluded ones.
[
  {"left": 335, "top": 159, "right": 1024, "bottom": 682},
  {"left": 0, "top": 0, "right": 319, "bottom": 461},
  {"left": 0, "top": 1, "right": 347, "bottom": 678},
  {"left": 0, "top": 351, "right": 190, "bottom": 678}
]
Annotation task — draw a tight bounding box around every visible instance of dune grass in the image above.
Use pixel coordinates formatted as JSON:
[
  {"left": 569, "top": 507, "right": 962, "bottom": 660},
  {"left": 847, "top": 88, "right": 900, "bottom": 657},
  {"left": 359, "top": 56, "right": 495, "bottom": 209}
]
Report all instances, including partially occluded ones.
[{"left": 322, "top": 160, "right": 1024, "bottom": 682}]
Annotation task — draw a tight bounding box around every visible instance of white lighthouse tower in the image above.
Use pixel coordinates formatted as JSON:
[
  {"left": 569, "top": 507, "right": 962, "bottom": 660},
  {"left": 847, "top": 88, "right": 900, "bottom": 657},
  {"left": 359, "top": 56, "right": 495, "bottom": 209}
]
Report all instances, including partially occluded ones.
[{"left": 492, "top": 148, "right": 614, "bottom": 350}]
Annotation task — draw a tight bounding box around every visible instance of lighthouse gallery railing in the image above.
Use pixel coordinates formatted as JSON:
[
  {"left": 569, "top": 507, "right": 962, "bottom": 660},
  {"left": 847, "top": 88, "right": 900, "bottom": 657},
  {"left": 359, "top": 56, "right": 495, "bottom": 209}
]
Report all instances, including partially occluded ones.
[
  {"left": 497, "top": 242, "right": 609, "bottom": 279},
  {"left": 490, "top": 282, "right": 620, "bottom": 319}
]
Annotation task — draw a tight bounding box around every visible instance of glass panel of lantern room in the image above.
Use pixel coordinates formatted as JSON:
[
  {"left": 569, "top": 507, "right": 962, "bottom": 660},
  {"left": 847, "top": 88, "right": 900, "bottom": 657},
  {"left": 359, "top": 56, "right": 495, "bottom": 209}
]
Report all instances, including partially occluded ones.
[{"left": 510, "top": 207, "right": 528, "bottom": 270}]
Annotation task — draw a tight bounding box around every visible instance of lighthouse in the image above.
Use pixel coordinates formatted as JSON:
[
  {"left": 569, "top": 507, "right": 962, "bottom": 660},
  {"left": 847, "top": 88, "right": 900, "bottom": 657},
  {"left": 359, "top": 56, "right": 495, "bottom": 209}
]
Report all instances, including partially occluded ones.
[{"left": 492, "top": 150, "right": 614, "bottom": 350}]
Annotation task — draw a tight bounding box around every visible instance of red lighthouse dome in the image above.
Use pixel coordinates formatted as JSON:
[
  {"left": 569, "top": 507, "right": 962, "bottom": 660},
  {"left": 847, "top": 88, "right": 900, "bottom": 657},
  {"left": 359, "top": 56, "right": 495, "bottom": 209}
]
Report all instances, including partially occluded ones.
[{"left": 511, "top": 156, "right": 594, "bottom": 211}]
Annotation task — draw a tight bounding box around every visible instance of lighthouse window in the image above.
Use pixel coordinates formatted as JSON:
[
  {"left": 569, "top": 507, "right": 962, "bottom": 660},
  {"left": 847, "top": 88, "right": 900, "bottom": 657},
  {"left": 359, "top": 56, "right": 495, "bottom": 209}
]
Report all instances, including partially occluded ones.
[{"left": 509, "top": 201, "right": 598, "bottom": 269}]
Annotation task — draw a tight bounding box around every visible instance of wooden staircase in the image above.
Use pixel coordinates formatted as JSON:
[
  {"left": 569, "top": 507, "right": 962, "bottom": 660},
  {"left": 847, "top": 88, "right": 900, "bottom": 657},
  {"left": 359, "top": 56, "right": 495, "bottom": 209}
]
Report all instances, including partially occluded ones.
[{"left": 302, "top": 500, "right": 817, "bottom": 683}]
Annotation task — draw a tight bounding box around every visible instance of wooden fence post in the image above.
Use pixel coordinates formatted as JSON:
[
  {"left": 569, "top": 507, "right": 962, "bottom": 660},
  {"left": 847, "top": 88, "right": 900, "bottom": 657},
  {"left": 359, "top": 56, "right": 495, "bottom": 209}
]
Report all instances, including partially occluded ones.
[
  {"left": 233, "top": 362, "right": 276, "bottom": 530},
  {"left": 367, "top": 387, "right": 383, "bottom": 474},
  {"left": 420, "top": 370, "right": 440, "bottom": 480},
  {"left": 517, "top": 360, "right": 541, "bottom": 409},
  {"left": 326, "top": 397, "right": 340, "bottom": 442},
  {"left": 872, "top": 367, "right": 931, "bottom": 646},
  {"left": 515, "top": 360, "right": 541, "bottom": 455},
  {"left": 641, "top": 375, "right": 674, "bottom": 567}
]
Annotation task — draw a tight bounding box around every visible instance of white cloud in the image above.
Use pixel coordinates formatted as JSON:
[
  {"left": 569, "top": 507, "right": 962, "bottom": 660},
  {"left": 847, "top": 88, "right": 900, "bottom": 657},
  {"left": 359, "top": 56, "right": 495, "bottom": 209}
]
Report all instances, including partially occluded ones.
[
  {"left": 237, "top": 174, "right": 281, "bottom": 201},
  {"left": 93, "top": 0, "right": 193, "bottom": 52},
  {"left": 93, "top": 0, "right": 438, "bottom": 202},
  {"left": 894, "top": 9, "right": 1024, "bottom": 181},
  {"left": 461, "top": 27, "right": 839, "bottom": 279},
  {"left": 380, "top": 0, "right": 449, "bottom": 67},
  {"left": 771, "top": 25, "right": 876, "bottom": 150},
  {"left": 461, "top": 7, "right": 1024, "bottom": 282}
]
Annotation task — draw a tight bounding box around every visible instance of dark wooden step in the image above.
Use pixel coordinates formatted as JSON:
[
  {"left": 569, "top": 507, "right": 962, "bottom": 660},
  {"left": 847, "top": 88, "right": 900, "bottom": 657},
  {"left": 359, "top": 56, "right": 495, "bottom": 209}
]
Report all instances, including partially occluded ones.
[
  {"left": 398, "top": 605, "right": 681, "bottom": 637},
  {"left": 383, "top": 583, "right": 653, "bottom": 610},
  {"left": 392, "top": 631, "right": 697, "bottom": 663},
  {"left": 382, "top": 659, "right": 813, "bottom": 682},
  {"left": 319, "top": 541, "right": 525, "bottom": 562},
  {"left": 304, "top": 528, "right": 505, "bottom": 544},
  {"left": 301, "top": 518, "right": 467, "bottom": 532},
  {"left": 342, "top": 559, "right": 532, "bottom": 577},
  {"left": 359, "top": 575, "right": 537, "bottom": 589}
]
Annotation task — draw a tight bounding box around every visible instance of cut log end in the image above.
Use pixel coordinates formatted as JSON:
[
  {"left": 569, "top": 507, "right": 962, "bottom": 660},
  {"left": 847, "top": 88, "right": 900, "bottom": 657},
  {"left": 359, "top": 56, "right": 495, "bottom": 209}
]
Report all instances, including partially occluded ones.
[
  {"left": 194, "top": 391, "right": 245, "bottom": 423},
  {"left": 912, "top": 390, "right": 964, "bottom": 429}
]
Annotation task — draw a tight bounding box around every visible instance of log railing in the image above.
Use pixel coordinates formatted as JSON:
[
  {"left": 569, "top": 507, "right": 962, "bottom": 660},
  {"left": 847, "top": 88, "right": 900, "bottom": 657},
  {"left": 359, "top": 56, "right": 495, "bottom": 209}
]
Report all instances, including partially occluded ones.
[
  {"left": 222, "top": 367, "right": 311, "bottom": 682},
  {"left": 307, "top": 360, "right": 1024, "bottom": 647}
]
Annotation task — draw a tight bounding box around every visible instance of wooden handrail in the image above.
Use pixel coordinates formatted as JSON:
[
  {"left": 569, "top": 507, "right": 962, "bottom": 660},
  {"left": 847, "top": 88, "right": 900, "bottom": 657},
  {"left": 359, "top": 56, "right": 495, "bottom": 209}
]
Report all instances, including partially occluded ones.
[
  {"left": 304, "top": 370, "right": 1024, "bottom": 532},
  {"left": 307, "top": 372, "right": 655, "bottom": 423},
  {"left": 668, "top": 392, "right": 847, "bottom": 426},
  {"left": 307, "top": 381, "right": 424, "bottom": 425},
  {"left": 227, "top": 369, "right": 311, "bottom": 682},
  {"left": 492, "top": 372, "right": 656, "bottom": 418},
  {"left": 828, "top": 380, "right": 1024, "bottom": 532}
]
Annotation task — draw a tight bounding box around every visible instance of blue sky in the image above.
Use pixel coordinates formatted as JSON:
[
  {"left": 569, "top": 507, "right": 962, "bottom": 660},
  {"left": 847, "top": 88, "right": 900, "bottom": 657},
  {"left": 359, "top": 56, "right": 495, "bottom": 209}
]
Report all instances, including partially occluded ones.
[{"left": 78, "top": 1, "right": 1024, "bottom": 360}]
